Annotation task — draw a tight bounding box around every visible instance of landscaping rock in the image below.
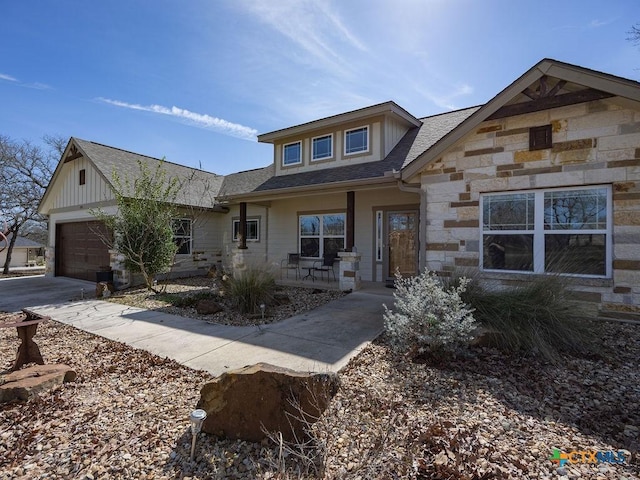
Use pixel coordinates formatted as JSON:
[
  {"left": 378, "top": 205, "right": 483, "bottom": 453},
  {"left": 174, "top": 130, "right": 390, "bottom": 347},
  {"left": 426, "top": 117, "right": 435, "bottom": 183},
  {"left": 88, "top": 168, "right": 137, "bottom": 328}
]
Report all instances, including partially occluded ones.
[
  {"left": 0, "top": 364, "right": 77, "bottom": 403},
  {"left": 196, "top": 299, "right": 223, "bottom": 315},
  {"left": 469, "top": 326, "right": 503, "bottom": 348},
  {"left": 197, "top": 362, "right": 339, "bottom": 442},
  {"left": 271, "top": 293, "right": 291, "bottom": 306}
]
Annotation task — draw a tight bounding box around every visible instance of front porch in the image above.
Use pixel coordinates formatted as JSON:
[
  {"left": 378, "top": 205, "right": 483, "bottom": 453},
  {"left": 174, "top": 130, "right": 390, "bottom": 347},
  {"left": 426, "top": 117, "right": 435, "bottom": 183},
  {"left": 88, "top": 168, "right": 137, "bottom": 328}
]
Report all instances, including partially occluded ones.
[{"left": 276, "top": 274, "right": 394, "bottom": 297}]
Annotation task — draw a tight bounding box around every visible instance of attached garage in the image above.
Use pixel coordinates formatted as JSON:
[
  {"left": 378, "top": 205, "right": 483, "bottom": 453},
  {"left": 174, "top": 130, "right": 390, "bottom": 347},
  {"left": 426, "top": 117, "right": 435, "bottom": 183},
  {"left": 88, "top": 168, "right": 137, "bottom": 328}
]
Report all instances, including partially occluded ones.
[{"left": 55, "top": 221, "right": 111, "bottom": 282}]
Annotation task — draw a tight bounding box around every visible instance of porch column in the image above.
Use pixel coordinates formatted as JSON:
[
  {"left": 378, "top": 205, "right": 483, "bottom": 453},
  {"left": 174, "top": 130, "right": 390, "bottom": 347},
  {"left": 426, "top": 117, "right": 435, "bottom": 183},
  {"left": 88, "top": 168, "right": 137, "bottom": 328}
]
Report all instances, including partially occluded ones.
[
  {"left": 338, "top": 250, "right": 361, "bottom": 291},
  {"left": 239, "top": 202, "right": 248, "bottom": 249},
  {"left": 346, "top": 191, "right": 354, "bottom": 251}
]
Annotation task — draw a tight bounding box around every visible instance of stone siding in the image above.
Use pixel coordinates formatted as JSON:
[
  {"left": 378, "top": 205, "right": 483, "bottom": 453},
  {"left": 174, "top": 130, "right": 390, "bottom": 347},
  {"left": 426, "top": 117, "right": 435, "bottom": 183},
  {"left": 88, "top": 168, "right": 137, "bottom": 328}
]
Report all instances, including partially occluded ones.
[{"left": 420, "top": 99, "right": 640, "bottom": 316}]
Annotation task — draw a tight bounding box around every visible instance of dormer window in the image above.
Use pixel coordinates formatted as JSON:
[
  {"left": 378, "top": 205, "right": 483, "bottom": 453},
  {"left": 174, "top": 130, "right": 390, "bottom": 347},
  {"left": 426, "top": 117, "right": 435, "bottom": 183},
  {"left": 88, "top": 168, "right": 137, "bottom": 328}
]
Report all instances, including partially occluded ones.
[
  {"left": 283, "top": 141, "right": 302, "bottom": 166},
  {"left": 312, "top": 134, "right": 333, "bottom": 161},
  {"left": 345, "top": 126, "right": 368, "bottom": 155}
]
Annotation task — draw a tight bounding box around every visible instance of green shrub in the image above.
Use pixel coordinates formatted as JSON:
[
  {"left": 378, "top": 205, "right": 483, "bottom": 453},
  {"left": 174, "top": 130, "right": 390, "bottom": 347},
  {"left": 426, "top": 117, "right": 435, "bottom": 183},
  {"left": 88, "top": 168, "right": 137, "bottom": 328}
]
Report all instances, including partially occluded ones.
[
  {"left": 383, "top": 270, "right": 477, "bottom": 359},
  {"left": 224, "top": 264, "right": 276, "bottom": 314},
  {"left": 458, "top": 272, "right": 597, "bottom": 362}
]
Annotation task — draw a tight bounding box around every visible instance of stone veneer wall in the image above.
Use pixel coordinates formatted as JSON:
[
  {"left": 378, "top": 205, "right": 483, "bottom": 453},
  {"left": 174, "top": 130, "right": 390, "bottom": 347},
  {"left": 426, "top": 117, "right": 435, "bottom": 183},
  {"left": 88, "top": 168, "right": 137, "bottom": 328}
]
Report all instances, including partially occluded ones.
[{"left": 420, "top": 99, "right": 640, "bottom": 317}]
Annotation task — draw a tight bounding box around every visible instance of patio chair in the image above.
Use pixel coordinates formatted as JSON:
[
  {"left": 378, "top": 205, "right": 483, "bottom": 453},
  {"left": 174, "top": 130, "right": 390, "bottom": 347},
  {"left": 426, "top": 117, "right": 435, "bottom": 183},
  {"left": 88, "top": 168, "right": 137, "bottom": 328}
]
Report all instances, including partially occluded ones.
[
  {"left": 313, "top": 253, "right": 337, "bottom": 282},
  {"left": 280, "top": 253, "right": 301, "bottom": 280}
]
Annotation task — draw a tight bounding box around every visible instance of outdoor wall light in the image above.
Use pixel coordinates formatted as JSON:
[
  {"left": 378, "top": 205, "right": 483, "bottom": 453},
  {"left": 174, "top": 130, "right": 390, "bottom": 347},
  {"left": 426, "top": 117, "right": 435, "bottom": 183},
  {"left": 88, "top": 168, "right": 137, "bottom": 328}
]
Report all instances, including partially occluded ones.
[{"left": 189, "top": 408, "right": 207, "bottom": 461}]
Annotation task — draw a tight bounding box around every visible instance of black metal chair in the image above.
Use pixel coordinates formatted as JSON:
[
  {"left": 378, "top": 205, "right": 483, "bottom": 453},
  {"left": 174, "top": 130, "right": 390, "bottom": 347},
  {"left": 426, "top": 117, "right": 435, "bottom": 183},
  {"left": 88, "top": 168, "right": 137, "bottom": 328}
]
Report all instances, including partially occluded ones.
[
  {"left": 280, "top": 253, "right": 301, "bottom": 280},
  {"left": 313, "top": 253, "right": 337, "bottom": 282}
]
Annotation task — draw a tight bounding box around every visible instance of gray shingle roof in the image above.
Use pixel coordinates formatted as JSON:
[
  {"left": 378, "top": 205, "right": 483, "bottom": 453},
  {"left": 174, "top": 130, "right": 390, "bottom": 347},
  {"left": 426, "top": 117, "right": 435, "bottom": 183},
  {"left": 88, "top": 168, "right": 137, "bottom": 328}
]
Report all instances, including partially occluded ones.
[
  {"left": 251, "top": 106, "right": 480, "bottom": 193},
  {"left": 70, "top": 106, "right": 480, "bottom": 201},
  {"left": 4, "top": 234, "right": 44, "bottom": 248},
  {"left": 73, "top": 138, "right": 224, "bottom": 208},
  {"left": 217, "top": 165, "right": 275, "bottom": 199}
]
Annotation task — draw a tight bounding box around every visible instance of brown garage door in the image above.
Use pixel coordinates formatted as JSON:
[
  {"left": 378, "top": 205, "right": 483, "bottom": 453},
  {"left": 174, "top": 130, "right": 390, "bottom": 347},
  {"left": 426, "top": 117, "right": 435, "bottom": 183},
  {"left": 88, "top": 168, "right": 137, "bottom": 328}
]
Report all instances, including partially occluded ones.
[{"left": 56, "top": 221, "right": 111, "bottom": 282}]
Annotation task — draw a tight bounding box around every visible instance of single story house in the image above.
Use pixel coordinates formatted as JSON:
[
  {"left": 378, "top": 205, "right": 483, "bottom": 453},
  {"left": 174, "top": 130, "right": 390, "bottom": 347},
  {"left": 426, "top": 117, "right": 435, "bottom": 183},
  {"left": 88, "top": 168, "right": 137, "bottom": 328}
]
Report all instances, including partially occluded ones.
[
  {"left": 0, "top": 234, "right": 45, "bottom": 269},
  {"left": 38, "top": 59, "right": 640, "bottom": 318}
]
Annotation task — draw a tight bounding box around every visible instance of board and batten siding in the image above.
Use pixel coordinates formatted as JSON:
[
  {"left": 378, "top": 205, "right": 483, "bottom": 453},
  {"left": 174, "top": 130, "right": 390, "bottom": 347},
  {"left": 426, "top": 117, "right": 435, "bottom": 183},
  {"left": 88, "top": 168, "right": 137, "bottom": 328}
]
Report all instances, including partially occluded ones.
[
  {"left": 46, "top": 157, "right": 114, "bottom": 211},
  {"left": 383, "top": 117, "right": 410, "bottom": 157}
]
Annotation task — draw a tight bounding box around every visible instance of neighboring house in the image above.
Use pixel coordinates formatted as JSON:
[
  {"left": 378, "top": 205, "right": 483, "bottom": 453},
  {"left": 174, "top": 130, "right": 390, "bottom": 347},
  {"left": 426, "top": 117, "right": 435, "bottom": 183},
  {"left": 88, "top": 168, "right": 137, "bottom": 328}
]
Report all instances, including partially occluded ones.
[
  {"left": 0, "top": 234, "right": 45, "bottom": 268},
  {"left": 39, "top": 59, "right": 640, "bottom": 317}
]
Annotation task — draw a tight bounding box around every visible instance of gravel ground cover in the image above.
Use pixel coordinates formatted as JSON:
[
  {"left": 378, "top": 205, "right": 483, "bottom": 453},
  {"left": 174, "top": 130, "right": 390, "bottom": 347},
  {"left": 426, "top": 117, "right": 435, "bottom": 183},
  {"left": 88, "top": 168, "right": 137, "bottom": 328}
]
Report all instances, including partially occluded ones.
[
  {"left": 104, "top": 277, "right": 346, "bottom": 326},
  {"left": 1, "top": 288, "right": 639, "bottom": 479}
]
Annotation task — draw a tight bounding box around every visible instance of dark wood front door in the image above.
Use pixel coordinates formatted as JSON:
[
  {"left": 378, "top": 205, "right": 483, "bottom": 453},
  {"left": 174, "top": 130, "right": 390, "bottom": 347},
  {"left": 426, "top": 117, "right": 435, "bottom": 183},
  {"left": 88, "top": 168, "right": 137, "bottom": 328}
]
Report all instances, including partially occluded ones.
[
  {"left": 386, "top": 211, "right": 418, "bottom": 279},
  {"left": 56, "top": 221, "right": 111, "bottom": 281}
]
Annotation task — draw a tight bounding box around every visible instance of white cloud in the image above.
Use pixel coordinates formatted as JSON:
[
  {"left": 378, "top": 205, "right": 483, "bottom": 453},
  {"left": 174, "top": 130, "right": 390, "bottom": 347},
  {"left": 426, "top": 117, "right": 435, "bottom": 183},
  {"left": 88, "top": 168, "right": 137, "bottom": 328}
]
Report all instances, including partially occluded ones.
[
  {"left": 98, "top": 98, "right": 258, "bottom": 141},
  {"left": 0, "top": 73, "right": 18, "bottom": 82},
  {"left": 417, "top": 83, "right": 474, "bottom": 111},
  {"left": 588, "top": 19, "right": 611, "bottom": 28},
  {"left": 25, "top": 82, "right": 52, "bottom": 90},
  {"left": 238, "top": 0, "right": 367, "bottom": 77}
]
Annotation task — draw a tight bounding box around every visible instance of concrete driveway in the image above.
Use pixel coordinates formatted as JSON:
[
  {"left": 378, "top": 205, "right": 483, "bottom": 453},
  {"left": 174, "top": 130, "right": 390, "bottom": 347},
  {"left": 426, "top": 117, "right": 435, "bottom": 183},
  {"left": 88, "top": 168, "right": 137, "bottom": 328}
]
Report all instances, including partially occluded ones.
[
  {"left": 0, "top": 275, "right": 389, "bottom": 375},
  {"left": 0, "top": 275, "right": 95, "bottom": 312}
]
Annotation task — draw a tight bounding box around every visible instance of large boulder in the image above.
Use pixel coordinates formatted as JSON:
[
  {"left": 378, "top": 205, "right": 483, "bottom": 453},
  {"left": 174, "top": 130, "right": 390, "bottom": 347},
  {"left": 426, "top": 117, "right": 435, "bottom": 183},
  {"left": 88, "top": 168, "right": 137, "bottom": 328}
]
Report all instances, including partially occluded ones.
[
  {"left": 0, "top": 364, "right": 77, "bottom": 403},
  {"left": 197, "top": 363, "right": 339, "bottom": 442}
]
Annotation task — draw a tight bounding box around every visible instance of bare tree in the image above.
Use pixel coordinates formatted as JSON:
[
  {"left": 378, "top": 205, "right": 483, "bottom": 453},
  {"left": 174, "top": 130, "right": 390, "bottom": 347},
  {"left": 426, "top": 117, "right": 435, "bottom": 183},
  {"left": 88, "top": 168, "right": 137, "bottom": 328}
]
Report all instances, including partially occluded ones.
[
  {"left": 0, "top": 135, "right": 60, "bottom": 274},
  {"left": 629, "top": 23, "right": 640, "bottom": 45}
]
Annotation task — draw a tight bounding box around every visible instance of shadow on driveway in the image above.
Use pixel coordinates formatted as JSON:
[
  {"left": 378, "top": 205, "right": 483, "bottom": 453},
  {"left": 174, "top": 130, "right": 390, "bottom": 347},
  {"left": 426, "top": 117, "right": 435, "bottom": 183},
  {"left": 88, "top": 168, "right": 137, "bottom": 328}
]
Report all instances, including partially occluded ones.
[{"left": 5, "top": 276, "right": 389, "bottom": 375}]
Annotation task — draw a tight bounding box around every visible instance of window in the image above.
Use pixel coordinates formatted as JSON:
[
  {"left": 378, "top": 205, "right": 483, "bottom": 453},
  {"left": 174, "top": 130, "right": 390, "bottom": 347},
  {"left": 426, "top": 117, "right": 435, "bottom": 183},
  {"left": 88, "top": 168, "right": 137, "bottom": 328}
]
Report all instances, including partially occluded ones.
[
  {"left": 312, "top": 134, "right": 333, "bottom": 161},
  {"left": 375, "top": 210, "right": 383, "bottom": 262},
  {"left": 481, "top": 186, "right": 610, "bottom": 276},
  {"left": 344, "top": 126, "right": 368, "bottom": 155},
  {"left": 172, "top": 218, "right": 192, "bottom": 255},
  {"left": 530, "top": 125, "right": 552, "bottom": 150},
  {"left": 299, "top": 213, "right": 345, "bottom": 258},
  {"left": 79, "top": 169, "right": 86, "bottom": 185},
  {"left": 233, "top": 218, "right": 260, "bottom": 242},
  {"left": 283, "top": 141, "right": 302, "bottom": 166}
]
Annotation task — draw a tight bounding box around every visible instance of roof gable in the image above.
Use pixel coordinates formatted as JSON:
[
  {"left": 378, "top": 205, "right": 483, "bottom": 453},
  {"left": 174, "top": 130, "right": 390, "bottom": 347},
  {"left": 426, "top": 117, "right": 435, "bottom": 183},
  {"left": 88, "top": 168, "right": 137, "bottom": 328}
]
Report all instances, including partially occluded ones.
[
  {"left": 39, "top": 138, "right": 224, "bottom": 213},
  {"left": 401, "top": 58, "right": 640, "bottom": 180}
]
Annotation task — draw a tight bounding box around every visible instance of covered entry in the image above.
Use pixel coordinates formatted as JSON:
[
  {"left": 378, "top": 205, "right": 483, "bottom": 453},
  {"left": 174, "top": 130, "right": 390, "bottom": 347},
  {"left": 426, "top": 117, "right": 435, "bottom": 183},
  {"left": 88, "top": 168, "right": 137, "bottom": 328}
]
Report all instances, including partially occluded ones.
[
  {"left": 385, "top": 210, "right": 418, "bottom": 280},
  {"left": 55, "top": 221, "right": 111, "bottom": 282}
]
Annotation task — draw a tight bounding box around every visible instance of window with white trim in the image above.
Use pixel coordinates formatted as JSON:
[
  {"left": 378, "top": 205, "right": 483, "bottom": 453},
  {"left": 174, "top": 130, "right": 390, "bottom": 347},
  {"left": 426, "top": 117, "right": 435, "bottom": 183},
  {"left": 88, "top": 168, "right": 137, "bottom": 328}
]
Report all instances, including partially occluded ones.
[
  {"left": 283, "top": 141, "right": 302, "bottom": 166},
  {"left": 481, "top": 186, "right": 611, "bottom": 276},
  {"left": 312, "top": 134, "right": 333, "bottom": 161},
  {"left": 233, "top": 218, "right": 260, "bottom": 242},
  {"left": 299, "top": 213, "right": 345, "bottom": 258},
  {"left": 375, "top": 210, "right": 383, "bottom": 262},
  {"left": 344, "top": 126, "right": 368, "bottom": 155},
  {"left": 172, "top": 218, "right": 192, "bottom": 255}
]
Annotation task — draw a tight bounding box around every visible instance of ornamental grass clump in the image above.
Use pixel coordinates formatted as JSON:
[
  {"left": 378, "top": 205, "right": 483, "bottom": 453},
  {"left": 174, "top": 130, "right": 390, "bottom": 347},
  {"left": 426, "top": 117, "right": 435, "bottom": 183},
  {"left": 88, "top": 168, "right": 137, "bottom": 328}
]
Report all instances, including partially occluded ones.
[
  {"left": 459, "top": 273, "right": 598, "bottom": 363},
  {"left": 224, "top": 263, "right": 276, "bottom": 314},
  {"left": 383, "top": 270, "right": 477, "bottom": 359}
]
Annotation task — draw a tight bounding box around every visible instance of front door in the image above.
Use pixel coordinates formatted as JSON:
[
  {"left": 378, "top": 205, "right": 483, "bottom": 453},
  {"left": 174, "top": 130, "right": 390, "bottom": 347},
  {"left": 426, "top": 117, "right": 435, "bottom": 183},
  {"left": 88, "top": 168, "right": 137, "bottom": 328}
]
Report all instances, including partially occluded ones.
[{"left": 386, "top": 211, "right": 418, "bottom": 280}]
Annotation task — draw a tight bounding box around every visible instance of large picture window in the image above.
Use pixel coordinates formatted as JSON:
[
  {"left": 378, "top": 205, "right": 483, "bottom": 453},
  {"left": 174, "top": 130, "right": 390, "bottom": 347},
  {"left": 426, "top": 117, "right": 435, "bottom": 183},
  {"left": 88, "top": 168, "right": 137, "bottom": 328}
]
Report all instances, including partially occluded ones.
[
  {"left": 172, "top": 218, "right": 192, "bottom": 255},
  {"left": 233, "top": 218, "right": 260, "bottom": 242},
  {"left": 299, "top": 213, "right": 345, "bottom": 258},
  {"left": 481, "top": 186, "right": 610, "bottom": 276}
]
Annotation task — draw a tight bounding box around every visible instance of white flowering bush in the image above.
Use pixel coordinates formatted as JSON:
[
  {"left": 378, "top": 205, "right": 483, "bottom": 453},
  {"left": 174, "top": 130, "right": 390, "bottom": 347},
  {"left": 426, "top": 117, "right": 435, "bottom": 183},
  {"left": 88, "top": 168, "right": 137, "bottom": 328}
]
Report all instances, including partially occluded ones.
[{"left": 383, "top": 270, "right": 477, "bottom": 358}]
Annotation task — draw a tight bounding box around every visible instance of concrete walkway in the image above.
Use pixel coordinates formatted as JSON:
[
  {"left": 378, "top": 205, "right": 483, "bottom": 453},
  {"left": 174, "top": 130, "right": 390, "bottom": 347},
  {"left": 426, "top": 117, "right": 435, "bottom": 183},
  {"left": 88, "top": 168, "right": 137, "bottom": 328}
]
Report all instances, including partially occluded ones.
[{"left": 0, "top": 275, "right": 391, "bottom": 376}]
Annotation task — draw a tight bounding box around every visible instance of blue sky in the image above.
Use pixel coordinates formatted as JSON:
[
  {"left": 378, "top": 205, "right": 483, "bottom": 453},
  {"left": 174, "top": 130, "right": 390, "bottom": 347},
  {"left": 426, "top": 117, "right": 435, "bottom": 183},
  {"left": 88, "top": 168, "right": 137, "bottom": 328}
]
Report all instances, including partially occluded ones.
[{"left": 1, "top": 1, "right": 638, "bottom": 175}]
